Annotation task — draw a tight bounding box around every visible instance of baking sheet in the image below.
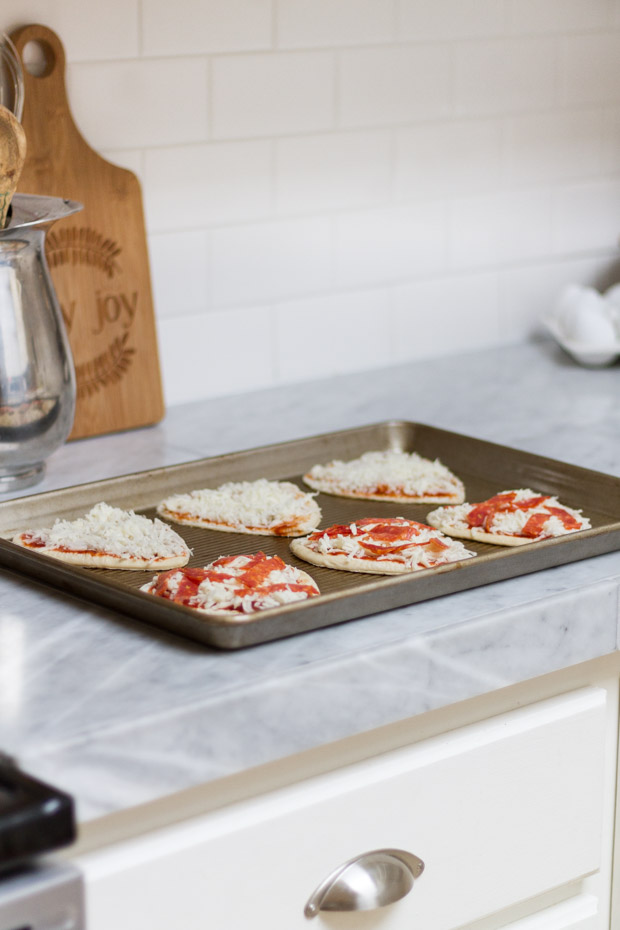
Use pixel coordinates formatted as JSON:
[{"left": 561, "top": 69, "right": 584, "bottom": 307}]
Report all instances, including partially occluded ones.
[{"left": 0, "top": 420, "right": 619, "bottom": 650}]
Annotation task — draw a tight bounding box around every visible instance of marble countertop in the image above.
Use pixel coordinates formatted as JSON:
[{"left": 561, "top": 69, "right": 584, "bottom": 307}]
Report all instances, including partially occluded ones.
[{"left": 1, "top": 338, "right": 619, "bottom": 823}]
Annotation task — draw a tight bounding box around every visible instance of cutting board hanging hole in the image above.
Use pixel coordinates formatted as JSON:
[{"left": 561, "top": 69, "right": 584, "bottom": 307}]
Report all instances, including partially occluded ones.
[{"left": 22, "top": 39, "right": 56, "bottom": 78}]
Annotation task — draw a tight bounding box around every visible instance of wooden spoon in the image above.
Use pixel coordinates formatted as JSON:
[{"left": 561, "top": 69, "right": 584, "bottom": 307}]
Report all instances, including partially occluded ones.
[{"left": 0, "top": 103, "right": 26, "bottom": 227}]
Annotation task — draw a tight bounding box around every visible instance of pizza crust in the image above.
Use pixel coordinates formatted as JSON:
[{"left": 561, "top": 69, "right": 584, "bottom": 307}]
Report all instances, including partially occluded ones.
[
  {"left": 425, "top": 522, "right": 535, "bottom": 547},
  {"left": 290, "top": 538, "right": 440, "bottom": 574},
  {"left": 12, "top": 502, "right": 192, "bottom": 571},
  {"left": 425, "top": 511, "right": 474, "bottom": 540},
  {"left": 290, "top": 517, "right": 476, "bottom": 575},
  {"left": 302, "top": 450, "right": 465, "bottom": 504},
  {"left": 301, "top": 482, "right": 462, "bottom": 504},
  {"left": 157, "top": 508, "right": 316, "bottom": 537},
  {"left": 13, "top": 535, "right": 190, "bottom": 570},
  {"left": 427, "top": 491, "right": 591, "bottom": 547},
  {"left": 157, "top": 480, "right": 321, "bottom": 537},
  {"left": 426, "top": 509, "right": 538, "bottom": 546},
  {"left": 468, "top": 529, "right": 541, "bottom": 547}
]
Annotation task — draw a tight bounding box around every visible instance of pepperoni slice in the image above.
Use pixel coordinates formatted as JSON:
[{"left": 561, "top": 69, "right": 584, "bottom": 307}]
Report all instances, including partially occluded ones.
[
  {"left": 266, "top": 581, "right": 318, "bottom": 597},
  {"left": 355, "top": 517, "right": 410, "bottom": 528},
  {"left": 467, "top": 493, "right": 516, "bottom": 528},
  {"left": 153, "top": 567, "right": 207, "bottom": 601},
  {"left": 363, "top": 523, "right": 417, "bottom": 542},
  {"left": 545, "top": 505, "right": 581, "bottom": 531},
  {"left": 520, "top": 513, "right": 551, "bottom": 539},
  {"left": 317, "top": 523, "right": 356, "bottom": 539},
  {"left": 515, "top": 495, "right": 548, "bottom": 511},
  {"left": 239, "top": 553, "right": 286, "bottom": 587},
  {"left": 521, "top": 506, "right": 580, "bottom": 538},
  {"left": 359, "top": 540, "right": 418, "bottom": 555},
  {"left": 424, "top": 537, "right": 449, "bottom": 554},
  {"left": 358, "top": 535, "right": 449, "bottom": 559}
]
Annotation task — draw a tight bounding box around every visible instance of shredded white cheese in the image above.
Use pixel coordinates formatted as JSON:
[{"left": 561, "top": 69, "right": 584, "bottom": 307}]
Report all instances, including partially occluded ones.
[
  {"left": 427, "top": 502, "right": 471, "bottom": 532},
  {"left": 158, "top": 479, "right": 321, "bottom": 533},
  {"left": 428, "top": 489, "right": 590, "bottom": 539},
  {"left": 304, "top": 450, "right": 464, "bottom": 500},
  {"left": 142, "top": 553, "right": 319, "bottom": 615},
  {"left": 24, "top": 502, "right": 190, "bottom": 560},
  {"left": 307, "top": 519, "right": 474, "bottom": 569}
]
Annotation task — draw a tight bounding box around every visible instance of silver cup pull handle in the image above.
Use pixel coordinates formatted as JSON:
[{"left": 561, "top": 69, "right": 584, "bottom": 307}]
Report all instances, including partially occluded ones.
[{"left": 304, "top": 848, "right": 424, "bottom": 919}]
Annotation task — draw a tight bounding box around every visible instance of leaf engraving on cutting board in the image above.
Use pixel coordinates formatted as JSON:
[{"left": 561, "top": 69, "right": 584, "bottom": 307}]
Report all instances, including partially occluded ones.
[
  {"left": 45, "top": 225, "right": 139, "bottom": 395},
  {"left": 45, "top": 226, "right": 122, "bottom": 279},
  {"left": 75, "top": 332, "right": 136, "bottom": 398}
]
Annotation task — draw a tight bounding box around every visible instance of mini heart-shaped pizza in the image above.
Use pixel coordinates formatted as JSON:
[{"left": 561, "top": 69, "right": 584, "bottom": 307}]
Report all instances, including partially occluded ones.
[
  {"left": 157, "top": 479, "right": 321, "bottom": 537},
  {"left": 290, "top": 516, "right": 476, "bottom": 574},
  {"left": 141, "top": 551, "right": 320, "bottom": 616},
  {"left": 302, "top": 450, "right": 464, "bottom": 503},
  {"left": 13, "top": 501, "right": 191, "bottom": 570},
  {"left": 427, "top": 489, "right": 591, "bottom": 546}
]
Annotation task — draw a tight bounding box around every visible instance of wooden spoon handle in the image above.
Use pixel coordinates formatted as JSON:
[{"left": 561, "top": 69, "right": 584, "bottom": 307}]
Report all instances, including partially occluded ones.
[{"left": 0, "top": 104, "right": 26, "bottom": 227}]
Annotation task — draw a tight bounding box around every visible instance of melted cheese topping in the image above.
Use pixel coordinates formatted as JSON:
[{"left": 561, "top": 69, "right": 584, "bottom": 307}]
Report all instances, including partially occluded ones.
[
  {"left": 158, "top": 479, "right": 321, "bottom": 535},
  {"left": 303, "top": 450, "right": 464, "bottom": 500},
  {"left": 141, "top": 552, "right": 320, "bottom": 615},
  {"left": 428, "top": 489, "right": 591, "bottom": 539},
  {"left": 303, "top": 517, "right": 475, "bottom": 569},
  {"left": 17, "top": 502, "right": 191, "bottom": 560}
]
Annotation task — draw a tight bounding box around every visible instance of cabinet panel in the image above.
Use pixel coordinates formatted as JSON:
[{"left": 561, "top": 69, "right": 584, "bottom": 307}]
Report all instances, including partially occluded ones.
[
  {"left": 496, "top": 894, "right": 598, "bottom": 929},
  {"left": 79, "top": 688, "right": 608, "bottom": 930}
]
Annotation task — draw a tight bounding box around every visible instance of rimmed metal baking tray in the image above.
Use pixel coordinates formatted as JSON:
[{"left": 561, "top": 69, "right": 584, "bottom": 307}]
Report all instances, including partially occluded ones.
[{"left": 0, "top": 420, "right": 619, "bottom": 650}]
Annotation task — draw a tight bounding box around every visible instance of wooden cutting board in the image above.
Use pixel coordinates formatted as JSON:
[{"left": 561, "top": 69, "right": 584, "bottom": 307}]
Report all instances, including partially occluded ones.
[{"left": 11, "top": 24, "right": 165, "bottom": 440}]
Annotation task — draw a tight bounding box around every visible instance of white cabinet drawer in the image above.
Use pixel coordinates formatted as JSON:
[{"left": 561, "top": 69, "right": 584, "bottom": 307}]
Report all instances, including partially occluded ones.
[
  {"left": 495, "top": 894, "right": 598, "bottom": 930},
  {"left": 79, "top": 687, "right": 608, "bottom": 930}
]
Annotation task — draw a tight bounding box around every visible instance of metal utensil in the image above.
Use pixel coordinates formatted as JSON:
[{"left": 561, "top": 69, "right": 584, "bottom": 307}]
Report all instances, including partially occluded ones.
[
  {"left": 0, "top": 193, "right": 82, "bottom": 491},
  {"left": 0, "top": 33, "right": 24, "bottom": 121}
]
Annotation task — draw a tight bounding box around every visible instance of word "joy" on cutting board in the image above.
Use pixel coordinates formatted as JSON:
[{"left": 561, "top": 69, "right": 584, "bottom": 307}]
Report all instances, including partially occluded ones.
[{"left": 60, "top": 291, "right": 139, "bottom": 335}]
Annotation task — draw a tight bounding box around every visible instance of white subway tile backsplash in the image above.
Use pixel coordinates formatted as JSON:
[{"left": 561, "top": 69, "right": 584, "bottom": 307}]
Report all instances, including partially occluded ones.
[
  {"left": 503, "top": 110, "right": 603, "bottom": 187},
  {"left": 450, "top": 190, "right": 552, "bottom": 269},
  {"left": 506, "top": 0, "right": 609, "bottom": 35},
  {"left": 143, "top": 141, "right": 272, "bottom": 232},
  {"left": 552, "top": 180, "right": 620, "bottom": 253},
  {"left": 277, "top": 0, "right": 394, "bottom": 48},
  {"left": 390, "top": 272, "right": 500, "bottom": 362},
  {"left": 158, "top": 307, "right": 276, "bottom": 406},
  {"left": 560, "top": 35, "right": 620, "bottom": 106},
  {"left": 338, "top": 45, "right": 452, "bottom": 128},
  {"left": 142, "top": 0, "right": 272, "bottom": 56},
  {"left": 3, "top": 0, "right": 139, "bottom": 61},
  {"left": 149, "top": 230, "right": 210, "bottom": 319},
  {"left": 498, "top": 255, "right": 619, "bottom": 342},
  {"left": 67, "top": 59, "right": 208, "bottom": 150},
  {"left": 455, "top": 38, "right": 557, "bottom": 116},
  {"left": 397, "top": 0, "right": 504, "bottom": 40},
  {"left": 5, "top": 0, "right": 618, "bottom": 406},
  {"left": 275, "top": 289, "right": 391, "bottom": 383},
  {"left": 212, "top": 52, "right": 335, "bottom": 139},
  {"left": 394, "top": 120, "right": 501, "bottom": 199},
  {"left": 335, "top": 202, "right": 448, "bottom": 287},
  {"left": 275, "top": 131, "right": 390, "bottom": 214},
  {"left": 211, "top": 217, "right": 333, "bottom": 306}
]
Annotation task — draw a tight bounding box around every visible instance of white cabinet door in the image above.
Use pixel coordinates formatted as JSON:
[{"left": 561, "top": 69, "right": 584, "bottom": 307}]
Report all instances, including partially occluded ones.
[{"left": 78, "top": 687, "right": 609, "bottom": 930}]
